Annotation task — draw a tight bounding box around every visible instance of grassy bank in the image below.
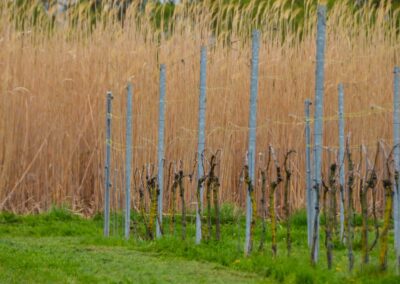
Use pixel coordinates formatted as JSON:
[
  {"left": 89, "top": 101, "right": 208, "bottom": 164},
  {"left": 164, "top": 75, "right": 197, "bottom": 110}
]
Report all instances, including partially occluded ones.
[
  {"left": 0, "top": 207, "right": 399, "bottom": 283},
  {"left": 0, "top": 208, "right": 261, "bottom": 283},
  {"left": 0, "top": 237, "right": 263, "bottom": 283}
]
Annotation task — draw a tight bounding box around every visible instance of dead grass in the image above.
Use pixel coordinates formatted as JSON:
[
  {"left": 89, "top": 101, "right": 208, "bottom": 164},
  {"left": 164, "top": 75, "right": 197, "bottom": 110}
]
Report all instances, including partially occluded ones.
[{"left": 0, "top": 0, "right": 399, "bottom": 215}]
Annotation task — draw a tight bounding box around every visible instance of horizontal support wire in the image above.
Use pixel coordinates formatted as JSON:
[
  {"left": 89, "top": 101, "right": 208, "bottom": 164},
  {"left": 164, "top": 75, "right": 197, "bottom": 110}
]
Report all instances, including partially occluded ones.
[
  {"left": 106, "top": 102, "right": 393, "bottom": 153},
  {"left": 108, "top": 102, "right": 392, "bottom": 129}
]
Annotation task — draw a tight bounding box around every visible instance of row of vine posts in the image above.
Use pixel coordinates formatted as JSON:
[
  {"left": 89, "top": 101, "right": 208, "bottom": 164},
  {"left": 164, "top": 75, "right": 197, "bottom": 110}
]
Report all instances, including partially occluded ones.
[{"left": 102, "top": 3, "right": 400, "bottom": 274}]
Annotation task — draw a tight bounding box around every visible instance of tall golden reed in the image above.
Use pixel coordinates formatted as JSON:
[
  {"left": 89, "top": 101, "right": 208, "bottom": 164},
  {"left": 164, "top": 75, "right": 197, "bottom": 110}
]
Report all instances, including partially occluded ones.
[{"left": 0, "top": 0, "right": 399, "bottom": 215}]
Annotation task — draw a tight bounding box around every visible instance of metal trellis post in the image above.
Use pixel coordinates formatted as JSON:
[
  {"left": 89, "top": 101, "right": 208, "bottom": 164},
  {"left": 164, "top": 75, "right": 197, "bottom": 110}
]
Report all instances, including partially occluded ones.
[
  {"left": 104, "top": 92, "right": 113, "bottom": 237},
  {"left": 312, "top": 4, "right": 327, "bottom": 263},
  {"left": 338, "top": 83, "right": 345, "bottom": 242},
  {"left": 245, "top": 30, "right": 260, "bottom": 255},
  {"left": 393, "top": 66, "right": 400, "bottom": 268},
  {"left": 156, "top": 64, "right": 166, "bottom": 238},
  {"left": 196, "top": 46, "right": 207, "bottom": 244},
  {"left": 305, "top": 99, "right": 313, "bottom": 248},
  {"left": 125, "top": 83, "right": 133, "bottom": 239}
]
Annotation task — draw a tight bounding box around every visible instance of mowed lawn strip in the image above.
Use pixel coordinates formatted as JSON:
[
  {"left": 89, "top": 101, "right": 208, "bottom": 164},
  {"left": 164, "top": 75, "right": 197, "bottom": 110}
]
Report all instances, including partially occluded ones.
[
  {"left": 1, "top": 208, "right": 400, "bottom": 283},
  {"left": 0, "top": 237, "right": 264, "bottom": 284}
]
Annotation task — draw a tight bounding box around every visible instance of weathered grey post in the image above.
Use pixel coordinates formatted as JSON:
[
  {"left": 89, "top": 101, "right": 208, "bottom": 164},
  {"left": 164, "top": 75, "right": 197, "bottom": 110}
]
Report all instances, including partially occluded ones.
[
  {"left": 156, "top": 64, "right": 166, "bottom": 238},
  {"left": 305, "top": 99, "right": 313, "bottom": 248},
  {"left": 338, "top": 83, "right": 345, "bottom": 241},
  {"left": 125, "top": 83, "right": 133, "bottom": 239},
  {"left": 196, "top": 46, "right": 207, "bottom": 244},
  {"left": 393, "top": 66, "right": 400, "bottom": 269},
  {"left": 104, "top": 92, "right": 113, "bottom": 237},
  {"left": 114, "top": 168, "right": 118, "bottom": 236},
  {"left": 244, "top": 30, "right": 260, "bottom": 255},
  {"left": 312, "top": 4, "right": 327, "bottom": 263}
]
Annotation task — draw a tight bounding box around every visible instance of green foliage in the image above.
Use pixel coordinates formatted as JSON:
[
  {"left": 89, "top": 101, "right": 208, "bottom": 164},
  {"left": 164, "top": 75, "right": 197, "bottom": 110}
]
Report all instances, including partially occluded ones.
[
  {"left": 44, "top": 206, "right": 75, "bottom": 221},
  {"left": 219, "top": 203, "right": 244, "bottom": 223},
  {"left": 4, "top": 0, "right": 400, "bottom": 38},
  {"left": 0, "top": 208, "right": 101, "bottom": 238},
  {"left": 0, "top": 237, "right": 256, "bottom": 283},
  {"left": 289, "top": 209, "right": 307, "bottom": 227},
  {"left": 7, "top": 0, "right": 55, "bottom": 32},
  {"left": 1, "top": 207, "right": 400, "bottom": 283},
  {"left": 150, "top": 2, "right": 175, "bottom": 33},
  {"left": 0, "top": 212, "right": 20, "bottom": 224}
]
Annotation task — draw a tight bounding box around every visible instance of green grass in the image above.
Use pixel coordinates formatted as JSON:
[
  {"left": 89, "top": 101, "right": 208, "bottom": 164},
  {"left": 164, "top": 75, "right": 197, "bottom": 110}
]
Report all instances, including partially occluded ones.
[
  {"left": 0, "top": 206, "right": 399, "bottom": 283},
  {"left": 0, "top": 238, "right": 262, "bottom": 283}
]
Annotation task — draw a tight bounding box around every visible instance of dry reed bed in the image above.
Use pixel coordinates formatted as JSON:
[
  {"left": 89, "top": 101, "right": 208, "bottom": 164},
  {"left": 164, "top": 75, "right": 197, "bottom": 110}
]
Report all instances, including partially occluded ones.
[{"left": 0, "top": 1, "right": 398, "bottom": 215}]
